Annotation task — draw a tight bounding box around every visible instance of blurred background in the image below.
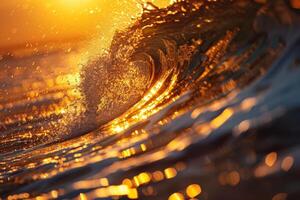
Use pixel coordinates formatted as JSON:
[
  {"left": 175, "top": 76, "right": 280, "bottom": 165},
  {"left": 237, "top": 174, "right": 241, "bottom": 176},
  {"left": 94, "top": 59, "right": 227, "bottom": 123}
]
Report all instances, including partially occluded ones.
[{"left": 0, "top": 0, "right": 173, "bottom": 52}]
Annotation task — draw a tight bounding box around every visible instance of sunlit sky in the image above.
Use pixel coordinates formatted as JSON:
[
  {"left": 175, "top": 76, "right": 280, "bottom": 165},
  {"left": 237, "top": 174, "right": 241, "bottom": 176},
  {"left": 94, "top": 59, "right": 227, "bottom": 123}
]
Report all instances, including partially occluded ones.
[{"left": 0, "top": 0, "right": 172, "bottom": 49}]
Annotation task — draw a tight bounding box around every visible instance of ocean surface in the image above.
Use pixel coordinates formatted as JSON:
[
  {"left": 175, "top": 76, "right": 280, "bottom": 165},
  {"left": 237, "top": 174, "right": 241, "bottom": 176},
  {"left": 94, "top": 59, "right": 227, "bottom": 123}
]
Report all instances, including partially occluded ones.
[{"left": 1, "top": 0, "right": 300, "bottom": 199}]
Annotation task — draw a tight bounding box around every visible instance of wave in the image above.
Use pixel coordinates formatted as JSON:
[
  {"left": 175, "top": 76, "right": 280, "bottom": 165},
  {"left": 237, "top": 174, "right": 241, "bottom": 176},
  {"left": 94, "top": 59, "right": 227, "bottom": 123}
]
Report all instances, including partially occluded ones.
[
  {"left": 1, "top": 0, "right": 300, "bottom": 199},
  {"left": 80, "top": 0, "right": 284, "bottom": 132}
]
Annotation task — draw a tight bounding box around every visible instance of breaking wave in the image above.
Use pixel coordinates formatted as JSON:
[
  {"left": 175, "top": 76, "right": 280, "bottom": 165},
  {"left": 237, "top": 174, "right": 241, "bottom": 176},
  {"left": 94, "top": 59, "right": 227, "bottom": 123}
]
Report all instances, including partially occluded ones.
[{"left": 1, "top": 0, "right": 300, "bottom": 199}]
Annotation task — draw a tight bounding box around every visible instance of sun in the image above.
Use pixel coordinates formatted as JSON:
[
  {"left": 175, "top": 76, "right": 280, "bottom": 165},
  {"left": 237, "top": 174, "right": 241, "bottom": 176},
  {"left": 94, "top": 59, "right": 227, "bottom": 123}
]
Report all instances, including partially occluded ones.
[{"left": 59, "top": 0, "right": 93, "bottom": 7}]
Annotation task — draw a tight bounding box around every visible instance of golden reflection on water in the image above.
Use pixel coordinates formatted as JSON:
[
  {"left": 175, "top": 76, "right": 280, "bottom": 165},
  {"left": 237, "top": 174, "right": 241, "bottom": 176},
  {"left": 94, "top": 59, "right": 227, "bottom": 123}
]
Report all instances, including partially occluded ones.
[
  {"left": 281, "top": 156, "right": 294, "bottom": 172},
  {"left": 186, "top": 184, "right": 202, "bottom": 198},
  {"left": 107, "top": 71, "right": 179, "bottom": 134},
  {"left": 265, "top": 152, "right": 278, "bottom": 167},
  {"left": 1, "top": 0, "right": 300, "bottom": 200},
  {"left": 16, "top": 161, "right": 187, "bottom": 199}
]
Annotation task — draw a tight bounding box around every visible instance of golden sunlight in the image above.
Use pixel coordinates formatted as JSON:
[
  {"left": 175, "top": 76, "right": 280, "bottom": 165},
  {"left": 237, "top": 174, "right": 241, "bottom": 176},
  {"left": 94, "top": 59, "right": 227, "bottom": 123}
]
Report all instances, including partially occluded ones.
[{"left": 0, "top": 0, "right": 173, "bottom": 49}]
